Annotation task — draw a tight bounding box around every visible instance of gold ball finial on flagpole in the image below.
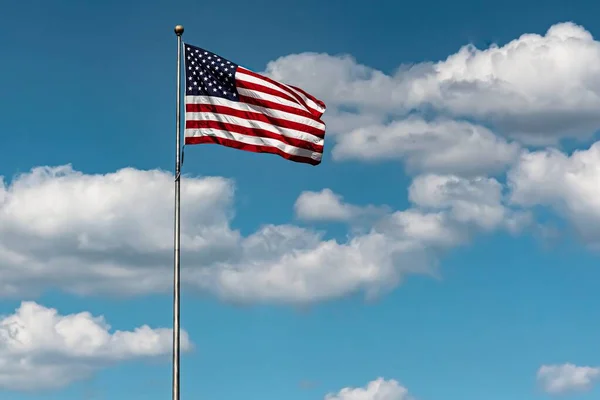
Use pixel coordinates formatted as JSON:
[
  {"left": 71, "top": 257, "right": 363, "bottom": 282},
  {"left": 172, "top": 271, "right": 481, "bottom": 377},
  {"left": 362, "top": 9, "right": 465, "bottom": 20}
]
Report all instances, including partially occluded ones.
[{"left": 174, "top": 25, "right": 184, "bottom": 36}]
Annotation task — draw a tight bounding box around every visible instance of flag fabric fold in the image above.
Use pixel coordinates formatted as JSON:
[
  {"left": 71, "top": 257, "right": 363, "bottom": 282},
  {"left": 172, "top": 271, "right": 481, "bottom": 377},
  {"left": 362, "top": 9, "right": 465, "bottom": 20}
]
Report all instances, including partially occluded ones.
[{"left": 183, "top": 43, "right": 327, "bottom": 165}]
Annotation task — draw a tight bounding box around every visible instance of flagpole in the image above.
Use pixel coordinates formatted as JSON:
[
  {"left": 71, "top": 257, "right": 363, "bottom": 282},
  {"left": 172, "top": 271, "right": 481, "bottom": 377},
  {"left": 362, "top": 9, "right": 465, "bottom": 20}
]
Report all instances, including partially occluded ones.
[{"left": 173, "top": 24, "right": 184, "bottom": 400}]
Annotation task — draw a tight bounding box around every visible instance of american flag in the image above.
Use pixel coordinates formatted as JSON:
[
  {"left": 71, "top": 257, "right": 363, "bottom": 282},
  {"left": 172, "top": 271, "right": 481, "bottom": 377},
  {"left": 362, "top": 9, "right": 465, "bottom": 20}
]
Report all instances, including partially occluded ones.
[{"left": 183, "top": 43, "right": 327, "bottom": 165}]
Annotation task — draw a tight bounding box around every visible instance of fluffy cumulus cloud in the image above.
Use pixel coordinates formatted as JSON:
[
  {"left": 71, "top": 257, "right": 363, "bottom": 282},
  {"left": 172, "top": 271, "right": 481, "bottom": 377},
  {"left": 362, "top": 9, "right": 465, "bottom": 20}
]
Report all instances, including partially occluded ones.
[
  {"left": 325, "top": 378, "right": 413, "bottom": 400},
  {"left": 409, "top": 174, "right": 530, "bottom": 233},
  {"left": 537, "top": 363, "right": 600, "bottom": 394},
  {"left": 508, "top": 140, "right": 600, "bottom": 247},
  {"left": 296, "top": 174, "right": 528, "bottom": 234},
  {"left": 294, "top": 188, "right": 388, "bottom": 223},
  {"left": 266, "top": 21, "right": 600, "bottom": 145},
  {"left": 330, "top": 117, "right": 521, "bottom": 176},
  {"left": 0, "top": 301, "right": 190, "bottom": 391},
  {"left": 0, "top": 165, "right": 526, "bottom": 304},
  {"left": 0, "top": 165, "right": 239, "bottom": 297}
]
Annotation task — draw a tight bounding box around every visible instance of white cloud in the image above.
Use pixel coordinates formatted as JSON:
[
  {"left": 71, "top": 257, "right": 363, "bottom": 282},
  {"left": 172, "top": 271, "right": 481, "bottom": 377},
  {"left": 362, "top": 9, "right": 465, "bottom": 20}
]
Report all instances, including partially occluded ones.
[
  {"left": 294, "top": 188, "right": 356, "bottom": 221},
  {"left": 323, "top": 109, "right": 386, "bottom": 135},
  {"left": 294, "top": 188, "right": 388, "bottom": 223},
  {"left": 0, "top": 165, "right": 240, "bottom": 297},
  {"left": 265, "top": 21, "right": 600, "bottom": 144},
  {"left": 331, "top": 117, "right": 520, "bottom": 176},
  {"left": 0, "top": 301, "right": 190, "bottom": 391},
  {"left": 325, "top": 378, "right": 413, "bottom": 400},
  {"left": 0, "top": 165, "right": 524, "bottom": 304},
  {"left": 537, "top": 363, "right": 600, "bottom": 394},
  {"left": 508, "top": 140, "right": 600, "bottom": 247},
  {"left": 409, "top": 174, "right": 530, "bottom": 232}
]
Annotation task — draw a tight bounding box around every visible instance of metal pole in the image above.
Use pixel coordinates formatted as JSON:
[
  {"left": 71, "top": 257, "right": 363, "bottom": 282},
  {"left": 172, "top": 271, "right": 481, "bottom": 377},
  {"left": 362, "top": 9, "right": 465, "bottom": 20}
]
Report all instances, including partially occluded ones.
[{"left": 173, "top": 23, "right": 184, "bottom": 400}]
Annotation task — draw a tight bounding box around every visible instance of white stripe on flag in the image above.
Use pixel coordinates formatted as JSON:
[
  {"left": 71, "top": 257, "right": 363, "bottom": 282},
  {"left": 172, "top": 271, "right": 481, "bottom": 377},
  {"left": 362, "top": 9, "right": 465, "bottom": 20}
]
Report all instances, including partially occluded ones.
[
  {"left": 185, "top": 112, "right": 324, "bottom": 145},
  {"left": 184, "top": 128, "right": 323, "bottom": 160},
  {"left": 185, "top": 96, "right": 326, "bottom": 131}
]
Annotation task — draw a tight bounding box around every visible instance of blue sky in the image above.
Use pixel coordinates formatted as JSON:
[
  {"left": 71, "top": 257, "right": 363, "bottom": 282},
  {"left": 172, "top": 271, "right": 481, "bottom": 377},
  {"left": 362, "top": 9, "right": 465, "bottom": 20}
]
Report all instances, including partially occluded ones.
[{"left": 2, "top": 0, "right": 600, "bottom": 399}]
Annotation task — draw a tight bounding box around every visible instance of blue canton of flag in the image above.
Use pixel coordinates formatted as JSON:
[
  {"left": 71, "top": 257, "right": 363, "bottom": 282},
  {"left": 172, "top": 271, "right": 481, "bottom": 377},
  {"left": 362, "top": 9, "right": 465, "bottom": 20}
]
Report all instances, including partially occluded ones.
[{"left": 185, "top": 45, "right": 239, "bottom": 102}]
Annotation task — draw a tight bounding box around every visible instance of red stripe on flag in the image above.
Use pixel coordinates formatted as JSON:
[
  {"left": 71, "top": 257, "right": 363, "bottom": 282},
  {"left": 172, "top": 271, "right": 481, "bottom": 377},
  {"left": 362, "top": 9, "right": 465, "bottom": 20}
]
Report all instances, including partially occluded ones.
[
  {"left": 237, "top": 94, "right": 322, "bottom": 122},
  {"left": 238, "top": 67, "right": 324, "bottom": 119},
  {"left": 236, "top": 80, "right": 299, "bottom": 106},
  {"left": 185, "top": 103, "right": 325, "bottom": 137},
  {"left": 185, "top": 120, "right": 324, "bottom": 153},
  {"left": 184, "top": 136, "right": 321, "bottom": 165},
  {"left": 287, "top": 84, "right": 327, "bottom": 111}
]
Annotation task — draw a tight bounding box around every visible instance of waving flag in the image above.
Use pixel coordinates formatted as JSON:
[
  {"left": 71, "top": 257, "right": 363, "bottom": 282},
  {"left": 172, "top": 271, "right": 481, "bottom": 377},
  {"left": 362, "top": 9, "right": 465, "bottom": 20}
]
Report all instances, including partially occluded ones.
[{"left": 183, "top": 43, "right": 327, "bottom": 165}]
